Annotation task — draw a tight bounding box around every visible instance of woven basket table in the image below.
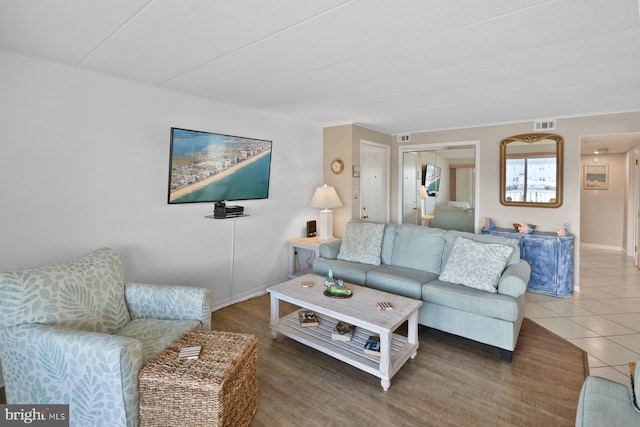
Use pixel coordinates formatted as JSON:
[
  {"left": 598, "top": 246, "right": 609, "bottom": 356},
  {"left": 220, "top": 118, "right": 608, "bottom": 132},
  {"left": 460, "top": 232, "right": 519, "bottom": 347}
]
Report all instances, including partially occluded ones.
[{"left": 139, "top": 329, "right": 258, "bottom": 427}]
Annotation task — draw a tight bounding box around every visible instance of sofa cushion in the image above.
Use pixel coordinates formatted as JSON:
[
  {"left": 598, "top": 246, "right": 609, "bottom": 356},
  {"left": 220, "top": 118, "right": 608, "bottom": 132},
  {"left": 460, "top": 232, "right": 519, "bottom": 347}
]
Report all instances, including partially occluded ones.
[
  {"left": 422, "top": 279, "right": 520, "bottom": 321},
  {"left": 0, "top": 247, "right": 131, "bottom": 333},
  {"left": 366, "top": 266, "right": 438, "bottom": 300},
  {"left": 337, "top": 222, "right": 385, "bottom": 266},
  {"left": 439, "top": 237, "right": 513, "bottom": 293},
  {"left": 390, "top": 224, "right": 445, "bottom": 274}
]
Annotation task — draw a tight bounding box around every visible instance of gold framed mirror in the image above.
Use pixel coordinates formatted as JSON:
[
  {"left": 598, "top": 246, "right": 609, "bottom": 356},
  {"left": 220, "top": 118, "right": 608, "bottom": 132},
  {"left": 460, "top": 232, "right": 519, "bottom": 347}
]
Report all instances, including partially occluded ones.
[{"left": 500, "top": 133, "right": 563, "bottom": 208}]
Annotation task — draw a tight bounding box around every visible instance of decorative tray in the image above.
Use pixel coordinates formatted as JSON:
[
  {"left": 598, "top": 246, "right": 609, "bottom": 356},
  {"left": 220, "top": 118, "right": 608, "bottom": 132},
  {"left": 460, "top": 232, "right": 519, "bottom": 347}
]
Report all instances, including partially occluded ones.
[{"left": 323, "top": 290, "right": 352, "bottom": 299}]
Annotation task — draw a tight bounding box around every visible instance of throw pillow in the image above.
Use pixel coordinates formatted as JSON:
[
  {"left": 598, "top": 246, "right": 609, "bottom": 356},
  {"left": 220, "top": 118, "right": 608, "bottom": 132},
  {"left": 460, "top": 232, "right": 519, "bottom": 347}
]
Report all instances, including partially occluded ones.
[
  {"left": 439, "top": 237, "right": 514, "bottom": 292},
  {"left": 337, "top": 222, "right": 385, "bottom": 266}
]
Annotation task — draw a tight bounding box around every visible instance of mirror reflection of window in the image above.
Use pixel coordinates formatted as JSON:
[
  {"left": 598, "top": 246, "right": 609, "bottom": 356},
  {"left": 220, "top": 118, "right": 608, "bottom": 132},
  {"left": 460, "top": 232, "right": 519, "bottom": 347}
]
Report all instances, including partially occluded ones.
[
  {"left": 505, "top": 156, "right": 556, "bottom": 202},
  {"left": 500, "top": 133, "right": 563, "bottom": 208}
]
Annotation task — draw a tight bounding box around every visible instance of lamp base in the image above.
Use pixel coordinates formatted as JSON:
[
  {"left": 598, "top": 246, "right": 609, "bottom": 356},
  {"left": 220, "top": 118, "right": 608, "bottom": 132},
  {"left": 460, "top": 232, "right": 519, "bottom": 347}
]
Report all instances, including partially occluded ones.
[{"left": 317, "top": 209, "right": 335, "bottom": 241}]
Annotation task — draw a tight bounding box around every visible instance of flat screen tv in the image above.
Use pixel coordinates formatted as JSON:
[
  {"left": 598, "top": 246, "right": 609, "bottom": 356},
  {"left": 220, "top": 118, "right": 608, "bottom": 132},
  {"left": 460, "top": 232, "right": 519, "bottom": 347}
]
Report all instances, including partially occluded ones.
[
  {"left": 422, "top": 163, "right": 441, "bottom": 195},
  {"left": 168, "top": 127, "right": 272, "bottom": 204}
]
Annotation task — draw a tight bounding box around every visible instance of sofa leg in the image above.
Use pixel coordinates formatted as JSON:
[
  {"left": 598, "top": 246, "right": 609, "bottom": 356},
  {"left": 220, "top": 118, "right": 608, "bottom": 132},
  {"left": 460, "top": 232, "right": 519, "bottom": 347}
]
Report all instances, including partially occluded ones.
[{"left": 500, "top": 349, "right": 512, "bottom": 363}]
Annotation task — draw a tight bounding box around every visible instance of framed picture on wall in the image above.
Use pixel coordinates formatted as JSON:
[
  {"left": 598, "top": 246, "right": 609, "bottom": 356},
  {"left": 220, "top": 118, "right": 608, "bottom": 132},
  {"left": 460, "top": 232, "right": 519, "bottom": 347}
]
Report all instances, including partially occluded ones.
[{"left": 584, "top": 164, "right": 608, "bottom": 190}]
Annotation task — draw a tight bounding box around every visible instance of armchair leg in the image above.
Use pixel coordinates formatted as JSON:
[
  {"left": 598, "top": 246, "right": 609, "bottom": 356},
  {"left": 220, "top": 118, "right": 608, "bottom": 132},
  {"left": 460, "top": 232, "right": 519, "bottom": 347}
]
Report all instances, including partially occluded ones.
[{"left": 500, "top": 349, "right": 513, "bottom": 363}]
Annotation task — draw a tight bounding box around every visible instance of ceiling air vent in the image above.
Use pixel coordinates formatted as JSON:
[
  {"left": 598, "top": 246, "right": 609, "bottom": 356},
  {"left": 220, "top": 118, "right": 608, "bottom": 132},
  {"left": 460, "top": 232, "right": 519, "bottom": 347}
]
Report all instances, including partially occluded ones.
[
  {"left": 397, "top": 134, "right": 410, "bottom": 143},
  {"left": 533, "top": 119, "right": 556, "bottom": 131}
]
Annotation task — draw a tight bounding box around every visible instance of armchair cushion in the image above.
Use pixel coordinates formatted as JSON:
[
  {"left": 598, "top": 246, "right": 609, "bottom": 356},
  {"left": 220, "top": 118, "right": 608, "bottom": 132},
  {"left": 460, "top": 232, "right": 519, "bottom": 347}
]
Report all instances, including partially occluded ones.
[
  {"left": 0, "top": 247, "right": 131, "bottom": 333},
  {"left": 576, "top": 375, "right": 640, "bottom": 426},
  {"left": 115, "top": 319, "right": 200, "bottom": 364}
]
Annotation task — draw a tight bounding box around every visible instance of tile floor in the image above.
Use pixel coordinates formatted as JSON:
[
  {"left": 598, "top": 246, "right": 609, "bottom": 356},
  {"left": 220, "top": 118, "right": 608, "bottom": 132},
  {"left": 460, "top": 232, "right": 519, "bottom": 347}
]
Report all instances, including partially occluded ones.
[{"left": 526, "top": 245, "right": 640, "bottom": 387}]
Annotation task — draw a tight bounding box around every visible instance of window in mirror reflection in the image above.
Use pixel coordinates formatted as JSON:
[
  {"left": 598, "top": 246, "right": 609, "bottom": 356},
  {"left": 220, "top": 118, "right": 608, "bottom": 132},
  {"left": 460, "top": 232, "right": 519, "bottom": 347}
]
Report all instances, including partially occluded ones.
[{"left": 505, "top": 155, "right": 557, "bottom": 203}]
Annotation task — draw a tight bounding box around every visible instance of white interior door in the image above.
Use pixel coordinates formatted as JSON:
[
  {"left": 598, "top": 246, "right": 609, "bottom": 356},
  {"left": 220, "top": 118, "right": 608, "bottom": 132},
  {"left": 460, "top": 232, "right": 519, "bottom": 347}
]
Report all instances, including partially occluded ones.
[
  {"left": 402, "top": 152, "right": 419, "bottom": 224},
  {"left": 360, "top": 141, "right": 389, "bottom": 223}
]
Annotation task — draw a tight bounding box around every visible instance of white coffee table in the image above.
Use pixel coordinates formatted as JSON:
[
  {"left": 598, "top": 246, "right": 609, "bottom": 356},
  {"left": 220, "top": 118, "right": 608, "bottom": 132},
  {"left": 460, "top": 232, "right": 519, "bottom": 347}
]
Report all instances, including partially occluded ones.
[{"left": 267, "top": 274, "right": 422, "bottom": 391}]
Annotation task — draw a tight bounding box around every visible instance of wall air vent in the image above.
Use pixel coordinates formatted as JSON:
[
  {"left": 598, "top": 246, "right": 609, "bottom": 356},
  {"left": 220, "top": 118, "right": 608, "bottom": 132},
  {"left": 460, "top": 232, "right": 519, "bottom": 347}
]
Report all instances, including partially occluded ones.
[
  {"left": 533, "top": 119, "right": 556, "bottom": 131},
  {"left": 397, "top": 134, "right": 411, "bottom": 143}
]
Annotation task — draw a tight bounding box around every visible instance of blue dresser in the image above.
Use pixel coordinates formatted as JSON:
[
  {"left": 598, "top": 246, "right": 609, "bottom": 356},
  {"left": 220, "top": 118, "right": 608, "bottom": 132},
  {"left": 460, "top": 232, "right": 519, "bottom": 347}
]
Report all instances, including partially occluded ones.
[{"left": 481, "top": 227, "right": 574, "bottom": 298}]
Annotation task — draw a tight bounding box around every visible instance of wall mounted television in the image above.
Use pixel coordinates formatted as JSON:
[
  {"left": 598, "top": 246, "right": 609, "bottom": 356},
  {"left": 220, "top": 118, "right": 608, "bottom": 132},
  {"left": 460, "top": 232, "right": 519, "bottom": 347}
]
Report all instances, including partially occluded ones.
[
  {"left": 422, "top": 163, "right": 441, "bottom": 195},
  {"left": 168, "top": 127, "right": 272, "bottom": 205}
]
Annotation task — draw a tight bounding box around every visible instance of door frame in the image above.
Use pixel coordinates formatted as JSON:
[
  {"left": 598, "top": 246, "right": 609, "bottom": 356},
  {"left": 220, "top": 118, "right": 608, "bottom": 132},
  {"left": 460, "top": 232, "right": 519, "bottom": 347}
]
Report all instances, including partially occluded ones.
[{"left": 397, "top": 140, "right": 480, "bottom": 230}]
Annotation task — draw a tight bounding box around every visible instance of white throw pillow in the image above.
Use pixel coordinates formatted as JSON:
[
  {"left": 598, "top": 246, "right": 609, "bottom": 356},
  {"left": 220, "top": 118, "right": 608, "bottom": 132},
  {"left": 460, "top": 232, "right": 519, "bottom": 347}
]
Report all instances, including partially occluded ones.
[
  {"left": 439, "top": 236, "right": 513, "bottom": 292},
  {"left": 337, "top": 222, "right": 385, "bottom": 266}
]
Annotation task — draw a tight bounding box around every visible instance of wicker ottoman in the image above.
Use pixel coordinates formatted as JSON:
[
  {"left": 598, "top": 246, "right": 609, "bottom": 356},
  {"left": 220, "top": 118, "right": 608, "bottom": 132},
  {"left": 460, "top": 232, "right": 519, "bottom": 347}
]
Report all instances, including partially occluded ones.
[{"left": 139, "top": 329, "right": 258, "bottom": 427}]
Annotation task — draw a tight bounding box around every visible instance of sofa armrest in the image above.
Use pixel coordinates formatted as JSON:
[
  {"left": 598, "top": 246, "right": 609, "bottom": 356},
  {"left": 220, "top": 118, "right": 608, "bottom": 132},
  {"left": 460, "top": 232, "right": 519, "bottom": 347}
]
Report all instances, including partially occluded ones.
[
  {"left": 0, "top": 323, "right": 142, "bottom": 426},
  {"left": 125, "top": 283, "right": 213, "bottom": 329},
  {"left": 319, "top": 239, "right": 342, "bottom": 259},
  {"left": 497, "top": 260, "right": 531, "bottom": 298},
  {"left": 576, "top": 376, "right": 640, "bottom": 426}
]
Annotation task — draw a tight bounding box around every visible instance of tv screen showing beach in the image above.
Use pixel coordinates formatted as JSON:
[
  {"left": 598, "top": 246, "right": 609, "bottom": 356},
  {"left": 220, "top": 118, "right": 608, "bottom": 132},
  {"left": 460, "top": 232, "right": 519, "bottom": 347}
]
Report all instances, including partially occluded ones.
[{"left": 168, "top": 128, "right": 272, "bottom": 204}]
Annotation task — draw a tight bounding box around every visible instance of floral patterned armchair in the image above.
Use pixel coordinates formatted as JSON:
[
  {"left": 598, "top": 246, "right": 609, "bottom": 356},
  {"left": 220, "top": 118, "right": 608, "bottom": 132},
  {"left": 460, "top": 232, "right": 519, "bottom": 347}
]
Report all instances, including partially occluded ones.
[{"left": 0, "top": 247, "right": 212, "bottom": 427}]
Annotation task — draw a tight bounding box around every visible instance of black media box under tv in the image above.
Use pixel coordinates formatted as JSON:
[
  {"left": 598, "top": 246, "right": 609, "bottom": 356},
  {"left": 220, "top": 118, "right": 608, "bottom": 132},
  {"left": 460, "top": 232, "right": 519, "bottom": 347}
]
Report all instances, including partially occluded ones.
[{"left": 213, "top": 202, "right": 244, "bottom": 218}]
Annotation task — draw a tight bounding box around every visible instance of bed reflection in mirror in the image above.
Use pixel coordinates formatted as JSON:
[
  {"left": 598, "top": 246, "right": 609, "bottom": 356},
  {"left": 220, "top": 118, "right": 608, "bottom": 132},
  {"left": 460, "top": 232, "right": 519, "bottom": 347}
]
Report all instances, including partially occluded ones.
[{"left": 402, "top": 147, "right": 475, "bottom": 231}]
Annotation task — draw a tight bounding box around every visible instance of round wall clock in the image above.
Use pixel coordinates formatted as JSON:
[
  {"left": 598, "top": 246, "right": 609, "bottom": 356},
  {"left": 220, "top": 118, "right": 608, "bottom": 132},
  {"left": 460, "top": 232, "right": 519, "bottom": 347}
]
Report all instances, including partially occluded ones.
[{"left": 331, "top": 159, "right": 344, "bottom": 174}]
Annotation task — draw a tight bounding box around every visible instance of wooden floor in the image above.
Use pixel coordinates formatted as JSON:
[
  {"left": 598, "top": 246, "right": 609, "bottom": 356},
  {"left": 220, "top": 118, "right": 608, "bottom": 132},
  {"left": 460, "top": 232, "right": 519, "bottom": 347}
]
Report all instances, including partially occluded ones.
[{"left": 212, "top": 294, "right": 588, "bottom": 427}]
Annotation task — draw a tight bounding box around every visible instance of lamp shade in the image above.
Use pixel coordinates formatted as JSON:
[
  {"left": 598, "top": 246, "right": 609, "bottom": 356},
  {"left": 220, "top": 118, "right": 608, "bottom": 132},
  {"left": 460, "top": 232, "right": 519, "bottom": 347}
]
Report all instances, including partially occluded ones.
[{"left": 309, "top": 185, "right": 343, "bottom": 210}]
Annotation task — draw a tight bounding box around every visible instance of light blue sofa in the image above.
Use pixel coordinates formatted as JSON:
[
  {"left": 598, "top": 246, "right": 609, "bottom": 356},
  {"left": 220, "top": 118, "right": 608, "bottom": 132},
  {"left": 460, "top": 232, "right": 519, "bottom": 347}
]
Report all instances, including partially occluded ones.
[
  {"left": 313, "top": 223, "right": 531, "bottom": 362},
  {"left": 0, "top": 247, "right": 212, "bottom": 427},
  {"left": 575, "top": 360, "right": 640, "bottom": 426}
]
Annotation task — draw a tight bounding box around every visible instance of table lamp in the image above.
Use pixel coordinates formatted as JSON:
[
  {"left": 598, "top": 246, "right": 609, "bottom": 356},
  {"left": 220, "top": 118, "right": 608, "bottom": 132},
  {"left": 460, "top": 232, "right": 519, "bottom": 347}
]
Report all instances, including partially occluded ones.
[{"left": 310, "top": 184, "right": 343, "bottom": 241}]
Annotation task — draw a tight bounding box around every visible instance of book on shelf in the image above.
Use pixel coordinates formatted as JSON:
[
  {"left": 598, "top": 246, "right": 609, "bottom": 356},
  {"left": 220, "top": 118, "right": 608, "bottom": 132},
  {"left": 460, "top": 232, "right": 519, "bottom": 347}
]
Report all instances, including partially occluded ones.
[
  {"left": 331, "top": 321, "right": 355, "bottom": 342},
  {"left": 363, "top": 335, "right": 381, "bottom": 356},
  {"left": 298, "top": 310, "right": 318, "bottom": 327},
  {"left": 178, "top": 345, "right": 201, "bottom": 360}
]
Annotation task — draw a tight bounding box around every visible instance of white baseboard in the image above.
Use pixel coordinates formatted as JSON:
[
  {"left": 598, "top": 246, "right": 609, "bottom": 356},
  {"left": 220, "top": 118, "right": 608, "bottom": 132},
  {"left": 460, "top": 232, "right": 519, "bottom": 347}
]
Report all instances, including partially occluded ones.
[
  {"left": 211, "top": 276, "right": 289, "bottom": 312},
  {"left": 580, "top": 242, "right": 626, "bottom": 252}
]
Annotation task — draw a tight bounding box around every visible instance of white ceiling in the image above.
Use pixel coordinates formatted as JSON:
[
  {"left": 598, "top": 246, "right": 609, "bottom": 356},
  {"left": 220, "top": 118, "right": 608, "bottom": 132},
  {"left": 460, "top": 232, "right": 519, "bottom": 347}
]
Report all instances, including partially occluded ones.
[{"left": 1, "top": 0, "right": 640, "bottom": 136}]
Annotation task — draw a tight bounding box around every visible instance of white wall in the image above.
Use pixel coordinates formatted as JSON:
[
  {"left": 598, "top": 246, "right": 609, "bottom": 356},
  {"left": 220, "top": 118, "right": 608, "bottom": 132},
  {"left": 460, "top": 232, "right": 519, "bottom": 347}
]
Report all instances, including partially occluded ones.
[{"left": 0, "top": 52, "right": 323, "bottom": 308}]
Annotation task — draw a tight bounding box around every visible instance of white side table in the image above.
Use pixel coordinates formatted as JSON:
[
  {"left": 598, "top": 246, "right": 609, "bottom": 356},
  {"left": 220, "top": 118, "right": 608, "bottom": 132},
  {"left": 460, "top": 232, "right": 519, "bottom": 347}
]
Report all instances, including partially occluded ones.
[{"left": 287, "top": 237, "right": 322, "bottom": 278}]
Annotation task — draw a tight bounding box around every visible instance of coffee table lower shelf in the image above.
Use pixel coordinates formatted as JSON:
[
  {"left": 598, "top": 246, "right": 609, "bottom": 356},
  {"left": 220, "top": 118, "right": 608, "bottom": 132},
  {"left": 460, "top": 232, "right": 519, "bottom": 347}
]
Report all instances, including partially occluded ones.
[{"left": 271, "top": 311, "right": 417, "bottom": 390}]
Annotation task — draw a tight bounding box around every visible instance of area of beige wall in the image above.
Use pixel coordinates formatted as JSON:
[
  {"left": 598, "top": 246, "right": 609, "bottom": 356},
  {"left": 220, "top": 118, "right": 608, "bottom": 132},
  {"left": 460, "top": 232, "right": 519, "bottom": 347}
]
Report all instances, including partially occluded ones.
[
  {"left": 323, "top": 124, "right": 392, "bottom": 237},
  {"left": 322, "top": 125, "right": 352, "bottom": 238},
  {"left": 580, "top": 153, "right": 627, "bottom": 248}
]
